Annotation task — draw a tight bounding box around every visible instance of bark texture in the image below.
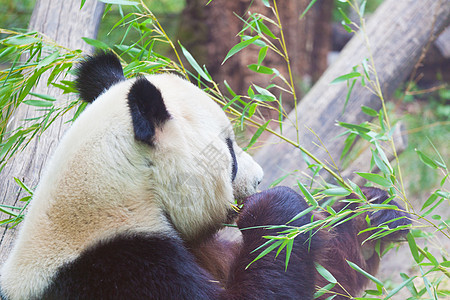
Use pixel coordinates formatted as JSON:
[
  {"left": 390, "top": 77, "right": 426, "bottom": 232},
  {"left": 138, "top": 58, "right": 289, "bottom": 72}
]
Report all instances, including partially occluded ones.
[
  {"left": 0, "top": 0, "right": 104, "bottom": 264},
  {"left": 179, "top": 0, "right": 333, "bottom": 97}
]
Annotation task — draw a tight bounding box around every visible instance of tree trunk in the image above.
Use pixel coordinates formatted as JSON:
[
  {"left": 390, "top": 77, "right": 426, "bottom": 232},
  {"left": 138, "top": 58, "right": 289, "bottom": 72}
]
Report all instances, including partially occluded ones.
[
  {"left": 179, "top": 0, "right": 333, "bottom": 97},
  {"left": 0, "top": 0, "right": 104, "bottom": 264},
  {"left": 254, "top": 0, "right": 450, "bottom": 188}
]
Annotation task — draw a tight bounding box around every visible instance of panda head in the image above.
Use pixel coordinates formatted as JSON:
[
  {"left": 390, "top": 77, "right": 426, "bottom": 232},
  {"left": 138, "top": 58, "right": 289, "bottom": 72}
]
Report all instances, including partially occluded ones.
[{"left": 69, "top": 52, "right": 264, "bottom": 241}]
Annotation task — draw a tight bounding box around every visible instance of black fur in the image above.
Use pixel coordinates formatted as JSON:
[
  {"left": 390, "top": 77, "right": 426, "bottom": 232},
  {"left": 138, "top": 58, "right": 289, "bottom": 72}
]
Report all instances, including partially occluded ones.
[
  {"left": 35, "top": 187, "right": 322, "bottom": 300},
  {"left": 360, "top": 187, "right": 410, "bottom": 229},
  {"left": 226, "top": 138, "right": 238, "bottom": 181},
  {"left": 75, "top": 52, "right": 125, "bottom": 102},
  {"left": 41, "top": 233, "right": 220, "bottom": 300},
  {"left": 127, "top": 77, "right": 171, "bottom": 145},
  {"left": 228, "top": 186, "right": 323, "bottom": 299}
]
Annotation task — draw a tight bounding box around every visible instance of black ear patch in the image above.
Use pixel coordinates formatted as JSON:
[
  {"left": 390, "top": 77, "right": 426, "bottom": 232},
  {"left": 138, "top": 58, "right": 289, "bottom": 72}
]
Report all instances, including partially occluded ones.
[
  {"left": 128, "top": 77, "right": 170, "bottom": 145},
  {"left": 75, "top": 52, "right": 125, "bottom": 102}
]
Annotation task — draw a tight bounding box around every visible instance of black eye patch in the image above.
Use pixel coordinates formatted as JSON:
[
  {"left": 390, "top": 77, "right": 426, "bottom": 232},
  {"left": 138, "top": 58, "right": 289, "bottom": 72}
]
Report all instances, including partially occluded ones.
[{"left": 226, "top": 138, "right": 238, "bottom": 181}]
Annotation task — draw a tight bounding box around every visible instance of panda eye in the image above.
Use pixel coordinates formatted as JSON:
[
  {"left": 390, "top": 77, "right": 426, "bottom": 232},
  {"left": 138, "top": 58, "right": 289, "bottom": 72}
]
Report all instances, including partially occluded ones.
[{"left": 226, "top": 138, "right": 238, "bottom": 181}]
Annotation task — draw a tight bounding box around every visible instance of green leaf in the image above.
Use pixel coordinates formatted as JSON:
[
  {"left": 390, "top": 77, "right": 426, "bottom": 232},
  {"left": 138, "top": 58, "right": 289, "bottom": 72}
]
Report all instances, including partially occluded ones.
[
  {"left": 81, "top": 37, "right": 109, "bottom": 50},
  {"left": 287, "top": 206, "right": 315, "bottom": 224},
  {"left": 297, "top": 181, "right": 318, "bottom": 207},
  {"left": 22, "top": 100, "right": 54, "bottom": 107},
  {"left": 285, "top": 239, "right": 293, "bottom": 270},
  {"left": 421, "top": 192, "right": 439, "bottom": 211},
  {"left": 179, "top": 42, "right": 212, "bottom": 83},
  {"left": 4, "top": 35, "right": 39, "bottom": 46},
  {"left": 222, "top": 36, "right": 259, "bottom": 65},
  {"left": 258, "top": 21, "right": 277, "bottom": 39},
  {"left": 331, "top": 72, "right": 361, "bottom": 84},
  {"left": 342, "top": 79, "right": 356, "bottom": 113},
  {"left": 37, "top": 51, "right": 60, "bottom": 69},
  {"left": 361, "top": 106, "right": 378, "bottom": 117},
  {"left": 406, "top": 232, "right": 421, "bottom": 263},
  {"left": 269, "top": 173, "right": 291, "bottom": 188},
  {"left": 243, "top": 120, "right": 270, "bottom": 151},
  {"left": 300, "top": 0, "right": 318, "bottom": 19},
  {"left": 437, "top": 190, "right": 449, "bottom": 199},
  {"left": 314, "top": 283, "right": 336, "bottom": 299},
  {"left": 257, "top": 46, "right": 268, "bottom": 65},
  {"left": 315, "top": 263, "right": 337, "bottom": 283},
  {"left": 340, "top": 132, "right": 356, "bottom": 160},
  {"left": 80, "top": 0, "right": 87, "bottom": 9},
  {"left": 421, "top": 197, "right": 444, "bottom": 217},
  {"left": 0, "top": 131, "right": 22, "bottom": 159},
  {"left": 371, "top": 149, "right": 390, "bottom": 175},
  {"left": 346, "top": 260, "right": 384, "bottom": 286},
  {"left": 415, "top": 149, "right": 438, "bottom": 169},
  {"left": 248, "top": 103, "right": 257, "bottom": 117},
  {"left": 14, "top": 177, "right": 33, "bottom": 195},
  {"left": 338, "top": 122, "right": 370, "bottom": 134},
  {"left": 98, "top": 0, "right": 138, "bottom": 5},
  {"left": 362, "top": 58, "right": 370, "bottom": 79},
  {"left": 384, "top": 275, "right": 417, "bottom": 299},
  {"left": 400, "top": 273, "right": 418, "bottom": 296},
  {"left": 261, "top": 0, "right": 271, "bottom": 7},
  {"left": 322, "top": 187, "right": 351, "bottom": 197},
  {"left": 338, "top": 7, "right": 351, "bottom": 24},
  {"left": 356, "top": 172, "right": 392, "bottom": 187},
  {"left": 28, "top": 92, "right": 56, "bottom": 101},
  {"left": 248, "top": 64, "right": 274, "bottom": 74},
  {"left": 341, "top": 22, "right": 353, "bottom": 33},
  {"left": 246, "top": 240, "right": 283, "bottom": 269},
  {"left": 360, "top": 0, "right": 367, "bottom": 17}
]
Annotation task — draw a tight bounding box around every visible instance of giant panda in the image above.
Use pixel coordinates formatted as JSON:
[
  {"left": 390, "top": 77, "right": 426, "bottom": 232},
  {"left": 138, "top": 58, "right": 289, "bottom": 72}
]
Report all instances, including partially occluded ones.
[{"left": 0, "top": 52, "right": 410, "bottom": 299}]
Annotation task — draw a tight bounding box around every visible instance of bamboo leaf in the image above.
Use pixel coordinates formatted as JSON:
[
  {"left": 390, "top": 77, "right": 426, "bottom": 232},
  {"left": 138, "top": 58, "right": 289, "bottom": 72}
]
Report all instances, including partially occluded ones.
[
  {"left": 82, "top": 37, "right": 109, "bottom": 50},
  {"left": 257, "top": 46, "right": 268, "bottom": 65},
  {"left": 384, "top": 275, "right": 417, "bottom": 299},
  {"left": 415, "top": 149, "right": 438, "bottom": 169},
  {"left": 287, "top": 206, "right": 315, "bottom": 224},
  {"left": 322, "top": 187, "right": 351, "bottom": 197},
  {"left": 222, "top": 36, "right": 259, "bottom": 65},
  {"left": 98, "top": 0, "right": 138, "bottom": 5},
  {"left": 243, "top": 120, "right": 270, "bottom": 151},
  {"left": 315, "top": 263, "right": 337, "bottom": 283},
  {"left": 406, "top": 232, "right": 420, "bottom": 263},
  {"left": 346, "top": 260, "right": 384, "bottom": 286},
  {"left": 361, "top": 105, "right": 378, "bottom": 117},
  {"left": 297, "top": 181, "right": 318, "bottom": 207},
  {"left": 246, "top": 240, "right": 283, "bottom": 269},
  {"left": 331, "top": 72, "right": 361, "bottom": 84},
  {"left": 248, "top": 64, "right": 273, "bottom": 74},
  {"left": 356, "top": 172, "right": 392, "bottom": 187},
  {"left": 300, "top": 0, "right": 318, "bottom": 19}
]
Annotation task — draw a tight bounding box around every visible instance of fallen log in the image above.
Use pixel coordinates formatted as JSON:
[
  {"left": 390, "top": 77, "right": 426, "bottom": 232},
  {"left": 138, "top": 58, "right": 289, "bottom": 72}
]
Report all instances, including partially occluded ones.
[{"left": 0, "top": 0, "right": 104, "bottom": 264}]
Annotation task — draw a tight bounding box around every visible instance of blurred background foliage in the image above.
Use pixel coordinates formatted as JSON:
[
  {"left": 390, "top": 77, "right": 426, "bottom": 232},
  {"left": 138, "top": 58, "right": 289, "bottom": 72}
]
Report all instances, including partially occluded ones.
[{"left": 2, "top": 0, "right": 447, "bottom": 197}]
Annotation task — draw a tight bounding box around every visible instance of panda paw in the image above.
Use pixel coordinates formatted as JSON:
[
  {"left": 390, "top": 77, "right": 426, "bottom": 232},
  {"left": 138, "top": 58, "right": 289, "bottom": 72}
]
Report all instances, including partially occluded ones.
[
  {"left": 360, "top": 187, "right": 412, "bottom": 239},
  {"left": 237, "top": 186, "right": 311, "bottom": 229}
]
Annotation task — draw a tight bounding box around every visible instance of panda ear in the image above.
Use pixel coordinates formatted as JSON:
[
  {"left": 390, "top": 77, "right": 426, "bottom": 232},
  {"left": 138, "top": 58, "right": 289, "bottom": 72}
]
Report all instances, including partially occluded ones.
[
  {"left": 75, "top": 52, "right": 125, "bottom": 103},
  {"left": 127, "top": 77, "right": 170, "bottom": 145}
]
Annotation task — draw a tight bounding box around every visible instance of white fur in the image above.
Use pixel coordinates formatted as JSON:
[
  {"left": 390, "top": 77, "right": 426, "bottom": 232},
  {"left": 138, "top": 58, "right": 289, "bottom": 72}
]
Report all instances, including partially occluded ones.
[{"left": 0, "top": 74, "right": 263, "bottom": 299}]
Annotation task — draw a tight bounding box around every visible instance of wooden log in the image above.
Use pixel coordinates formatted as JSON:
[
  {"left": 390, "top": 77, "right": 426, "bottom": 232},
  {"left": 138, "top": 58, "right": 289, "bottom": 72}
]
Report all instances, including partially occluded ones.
[
  {"left": 340, "top": 122, "right": 408, "bottom": 185},
  {"left": 0, "top": 0, "right": 104, "bottom": 264},
  {"left": 254, "top": 0, "right": 450, "bottom": 188}
]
